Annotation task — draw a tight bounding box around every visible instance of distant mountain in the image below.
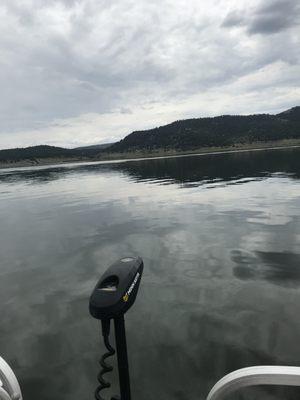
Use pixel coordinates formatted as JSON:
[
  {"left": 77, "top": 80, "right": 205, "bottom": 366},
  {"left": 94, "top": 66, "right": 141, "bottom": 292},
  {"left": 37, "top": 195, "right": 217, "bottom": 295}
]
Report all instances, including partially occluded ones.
[
  {"left": 0, "top": 143, "right": 112, "bottom": 163},
  {"left": 276, "top": 106, "right": 300, "bottom": 121},
  {"left": 0, "top": 107, "right": 299, "bottom": 165},
  {"left": 109, "top": 106, "right": 300, "bottom": 153},
  {"left": 0, "top": 145, "right": 71, "bottom": 162}
]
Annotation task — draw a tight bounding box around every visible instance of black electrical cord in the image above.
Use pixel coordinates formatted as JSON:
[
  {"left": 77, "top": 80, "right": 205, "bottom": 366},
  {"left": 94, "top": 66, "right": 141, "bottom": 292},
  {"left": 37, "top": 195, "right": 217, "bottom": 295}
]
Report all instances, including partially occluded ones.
[{"left": 95, "top": 320, "right": 115, "bottom": 400}]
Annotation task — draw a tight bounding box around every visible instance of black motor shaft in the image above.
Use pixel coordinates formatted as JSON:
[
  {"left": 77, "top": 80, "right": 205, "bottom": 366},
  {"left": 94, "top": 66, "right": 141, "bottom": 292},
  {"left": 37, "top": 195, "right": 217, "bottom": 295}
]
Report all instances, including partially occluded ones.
[{"left": 89, "top": 257, "right": 144, "bottom": 400}]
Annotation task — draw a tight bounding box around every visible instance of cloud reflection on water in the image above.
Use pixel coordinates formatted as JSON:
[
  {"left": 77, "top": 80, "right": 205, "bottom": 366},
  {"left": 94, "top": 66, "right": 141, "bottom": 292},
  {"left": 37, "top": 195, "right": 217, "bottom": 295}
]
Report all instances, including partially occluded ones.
[{"left": 0, "top": 149, "right": 299, "bottom": 400}]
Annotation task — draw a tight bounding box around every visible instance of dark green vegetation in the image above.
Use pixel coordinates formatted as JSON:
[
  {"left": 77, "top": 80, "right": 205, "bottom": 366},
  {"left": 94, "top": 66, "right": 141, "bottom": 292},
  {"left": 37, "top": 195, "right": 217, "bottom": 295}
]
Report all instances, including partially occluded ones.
[
  {"left": 0, "top": 144, "right": 101, "bottom": 164},
  {"left": 0, "top": 106, "right": 299, "bottom": 166},
  {"left": 110, "top": 106, "right": 300, "bottom": 152}
]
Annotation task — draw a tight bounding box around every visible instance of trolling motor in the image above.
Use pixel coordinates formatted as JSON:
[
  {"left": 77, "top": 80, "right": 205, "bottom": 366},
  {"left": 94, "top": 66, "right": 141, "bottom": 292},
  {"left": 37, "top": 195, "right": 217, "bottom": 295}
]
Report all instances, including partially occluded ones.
[
  {"left": 89, "top": 257, "right": 144, "bottom": 400},
  {"left": 5, "top": 255, "right": 300, "bottom": 400}
]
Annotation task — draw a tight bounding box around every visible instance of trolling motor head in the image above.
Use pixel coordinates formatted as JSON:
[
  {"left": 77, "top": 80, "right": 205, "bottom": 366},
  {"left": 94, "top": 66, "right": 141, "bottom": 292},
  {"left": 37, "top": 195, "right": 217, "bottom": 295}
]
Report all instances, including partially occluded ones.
[
  {"left": 89, "top": 257, "right": 144, "bottom": 400},
  {"left": 89, "top": 257, "right": 144, "bottom": 321}
]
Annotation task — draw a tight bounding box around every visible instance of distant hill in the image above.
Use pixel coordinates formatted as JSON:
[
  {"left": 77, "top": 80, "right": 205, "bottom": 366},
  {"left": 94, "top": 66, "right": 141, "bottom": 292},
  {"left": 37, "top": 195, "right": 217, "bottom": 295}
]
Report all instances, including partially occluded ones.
[
  {"left": 0, "top": 107, "right": 299, "bottom": 166},
  {"left": 109, "top": 106, "right": 300, "bottom": 153},
  {"left": 0, "top": 143, "right": 111, "bottom": 164}
]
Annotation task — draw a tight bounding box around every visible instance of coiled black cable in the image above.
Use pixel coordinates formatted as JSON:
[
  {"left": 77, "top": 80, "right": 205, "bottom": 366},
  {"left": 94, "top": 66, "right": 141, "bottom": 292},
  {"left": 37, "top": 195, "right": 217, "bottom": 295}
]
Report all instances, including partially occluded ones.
[{"left": 95, "top": 320, "right": 115, "bottom": 400}]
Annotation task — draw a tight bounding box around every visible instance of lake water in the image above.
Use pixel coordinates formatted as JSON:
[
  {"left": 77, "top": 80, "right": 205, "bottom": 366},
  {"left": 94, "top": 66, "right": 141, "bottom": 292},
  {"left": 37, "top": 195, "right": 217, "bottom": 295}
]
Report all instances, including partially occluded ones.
[{"left": 0, "top": 148, "right": 300, "bottom": 400}]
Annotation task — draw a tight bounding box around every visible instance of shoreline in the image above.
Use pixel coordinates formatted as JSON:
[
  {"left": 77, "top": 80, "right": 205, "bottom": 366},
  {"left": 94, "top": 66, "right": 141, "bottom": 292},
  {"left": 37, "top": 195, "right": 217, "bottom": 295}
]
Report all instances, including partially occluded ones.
[{"left": 1, "top": 140, "right": 300, "bottom": 171}]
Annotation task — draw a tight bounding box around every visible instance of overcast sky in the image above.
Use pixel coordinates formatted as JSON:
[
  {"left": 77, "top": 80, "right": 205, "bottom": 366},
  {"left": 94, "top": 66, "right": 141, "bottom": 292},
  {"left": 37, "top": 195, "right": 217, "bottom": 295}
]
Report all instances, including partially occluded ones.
[{"left": 0, "top": 0, "right": 299, "bottom": 149}]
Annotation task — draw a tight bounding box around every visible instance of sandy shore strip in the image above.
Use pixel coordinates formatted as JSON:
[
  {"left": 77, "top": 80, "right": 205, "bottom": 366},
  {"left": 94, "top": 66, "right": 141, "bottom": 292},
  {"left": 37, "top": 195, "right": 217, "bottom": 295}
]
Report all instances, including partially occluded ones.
[{"left": 1, "top": 141, "right": 300, "bottom": 171}]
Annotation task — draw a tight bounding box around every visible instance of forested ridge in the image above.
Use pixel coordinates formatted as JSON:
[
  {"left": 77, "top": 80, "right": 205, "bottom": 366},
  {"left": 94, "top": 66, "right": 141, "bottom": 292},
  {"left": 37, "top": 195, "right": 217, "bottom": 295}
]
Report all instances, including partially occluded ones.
[
  {"left": 1, "top": 106, "right": 299, "bottom": 163},
  {"left": 110, "top": 106, "right": 300, "bottom": 152}
]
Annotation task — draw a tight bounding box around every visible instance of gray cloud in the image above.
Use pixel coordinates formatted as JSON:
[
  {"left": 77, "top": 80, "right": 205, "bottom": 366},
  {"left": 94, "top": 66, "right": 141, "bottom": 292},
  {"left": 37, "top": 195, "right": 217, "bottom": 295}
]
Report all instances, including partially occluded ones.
[
  {"left": 0, "top": 0, "right": 299, "bottom": 149},
  {"left": 221, "top": 11, "right": 245, "bottom": 28},
  {"left": 250, "top": 0, "right": 300, "bottom": 34},
  {"left": 222, "top": 0, "right": 300, "bottom": 35}
]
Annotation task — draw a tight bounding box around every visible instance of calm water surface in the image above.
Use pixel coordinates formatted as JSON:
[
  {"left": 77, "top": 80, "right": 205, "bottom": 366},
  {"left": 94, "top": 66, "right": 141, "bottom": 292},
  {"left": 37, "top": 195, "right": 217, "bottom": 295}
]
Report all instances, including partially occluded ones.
[{"left": 0, "top": 149, "right": 300, "bottom": 400}]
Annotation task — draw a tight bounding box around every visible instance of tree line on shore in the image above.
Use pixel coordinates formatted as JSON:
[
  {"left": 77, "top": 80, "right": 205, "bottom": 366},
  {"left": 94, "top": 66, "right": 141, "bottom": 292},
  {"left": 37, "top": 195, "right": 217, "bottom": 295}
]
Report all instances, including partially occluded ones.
[{"left": 0, "top": 106, "right": 299, "bottom": 163}]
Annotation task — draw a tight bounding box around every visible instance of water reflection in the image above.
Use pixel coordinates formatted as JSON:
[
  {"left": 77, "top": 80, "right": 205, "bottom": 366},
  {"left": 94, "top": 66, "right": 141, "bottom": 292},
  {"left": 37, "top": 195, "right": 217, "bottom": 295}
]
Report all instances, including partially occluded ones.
[
  {"left": 232, "top": 250, "right": 300, "bottom": 288},
  {"left": 0, "top": 149, "right": 300, "bottom": 400},
  {"left": 108, "top": 149, "right": 300, "bottom": 185},
  {"left": 0, "top": 148, "right": 300, "bottom": 186}
]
